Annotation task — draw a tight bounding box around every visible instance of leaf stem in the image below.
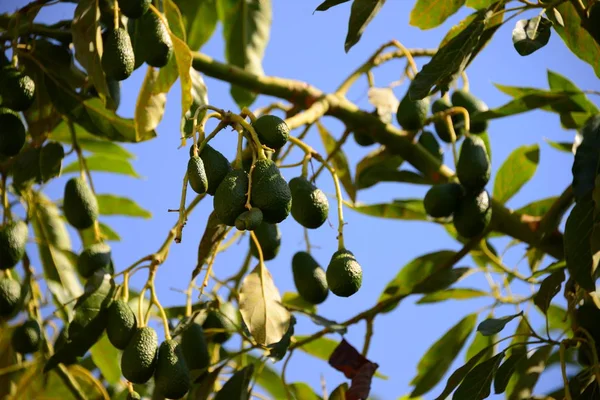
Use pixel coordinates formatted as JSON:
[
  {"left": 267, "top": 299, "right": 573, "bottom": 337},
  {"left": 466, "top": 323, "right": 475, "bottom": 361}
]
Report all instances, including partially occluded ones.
[
  {"left": 312, "top": 127, "right": 352, "bottom": 179},
  {"left": 362, "top": 318, "right": 374, "bottom": 356},
  {"left": 175, "top": 172, "right": 189, "bottom": 243},
  {"left": 560, "top": 342, "right": 573, "bottom": 400}
]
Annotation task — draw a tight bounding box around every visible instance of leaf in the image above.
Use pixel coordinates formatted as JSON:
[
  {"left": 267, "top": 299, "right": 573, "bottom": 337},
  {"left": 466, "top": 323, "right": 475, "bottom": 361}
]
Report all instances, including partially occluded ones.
[
  {"left": 218, "top": 0, "right": 271, "bottom": 107},
  {"left": 295, "top": 336, "right": 339, "bottom": 361},
  {"left": 317, "top": 121, "right": 356, "bottom": 202},
  {"left": 410, "top": 0, "right": 466, "bottom": 30},
  {"left": 69, "top": 272, "right": 115, "bottom": 337},
  {"left": 182, "top": 68, "right": 209, "bottom": 138},
  {"left": 330, "top": 383, "right": 349, "bottom": 400},
  {"left": 16, "top": 364, "right": 109, "bottom": 399},
  {"left": 533, "top": 269, "right": 565, "bottom": 314},
  {"left": 564, "top": 193, "right": 596, "bottom": 292},
  {"left": 545, "top": 139, "right": 573, "bottom": 153},
  {"left": 512, "top": 17, "right": 552, "bottom": 56},
  {"left": 465, "top": 331, "right": 495, "bottom": 362},
  {"left": 494, "top": 353, "right": 526, "bottom": 394},
  {"left": 63, "top": 155, "right": 141, "bottom": 177},
  {"left": 239, "top": 264, "right": 292, "bottom": 346},
  {"left": 315, "top": 0, "right": 351, "bottom": 11},
  {"left": 80, "top": 221, "right": 121, "bottom": 246},
  {"left": 548, "top": 70, "right": 598, "bottom": 128},
  {"left": 433, "top": 346, "right": 493, "bottom": 400},
  {"left": 417, "top": 288, "right": 488, "bottom": 304},
  {"left": 246, "top": 354, "right": 287, "bottom": 399},
  {"left": 96, "top": 194, "right": 151, "bottom": 218},
  {"left": 410, "top": 314, "right": 477, "bottom": 397},
  {"left": 194, "top": 210, "right": 228, "bottom": 276},
  {"left": 573, "top": 114, "right": 600, "bottom": 200},
  {"left": 453, "top": 352, "right": 505, "bottom": 399},
  {"left": 174, "top": 0, "right": 218, "bottom": 51},
  {"left": 267, "top": 315, "right": 296, "bottom": 361},
  {"left": 281, "top": 292, "right": 316, "bottom": 314},
  {"left": 505, "top": 345, "right": 553, "bottom": 399},
  {"left": 308, "top": 314, "right": 347, "bottom": 335},
  {"left": 344, "top": 0, "right": 386, "bottom": 52},
  {"left": 345, "top": 200, "right": 427, "bottom": 221},
  {"left": 90, "top": 334, "right": 121, "bottom": 385},
  {"left": 347, "top": 362, "right": 379, "bottom": 400},
  {"left": 214, "top": 365, "right": 254, "bottom": 400},
  {"left": 466, "top": 0, "right": 495, "bottom": 9},
  {"left": 135, "top": 67, "right": 167, "bottom": 140},
  {"left": 328, "top": 339, "right": 379, "bottom": 400},
  {"left": 477, "top": 312, "right": 523, "bottom": 336},
  {"left": 289, "top": 383, "right": 322, "bottom": 400},
  {"left": 355, "top": 146, "right": 404, "bottom": 190},
  {"left": 493, "top": 144, "right": 540, "bottom": 203},
  {"left": 515, "top": 197, "right": 558, "bottom": 217}
]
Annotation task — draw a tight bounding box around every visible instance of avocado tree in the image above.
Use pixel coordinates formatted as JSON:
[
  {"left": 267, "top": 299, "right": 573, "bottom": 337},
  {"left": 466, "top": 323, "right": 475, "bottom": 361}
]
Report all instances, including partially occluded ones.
[{"left": 0, "top": 0, "right": 599, "bottom": 398}]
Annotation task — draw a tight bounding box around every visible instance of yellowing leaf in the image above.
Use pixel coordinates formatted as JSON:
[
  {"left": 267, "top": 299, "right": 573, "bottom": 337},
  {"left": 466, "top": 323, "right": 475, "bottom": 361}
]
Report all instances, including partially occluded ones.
[{"left": 135, "top": 67, "right": 167, "bottom": 140}]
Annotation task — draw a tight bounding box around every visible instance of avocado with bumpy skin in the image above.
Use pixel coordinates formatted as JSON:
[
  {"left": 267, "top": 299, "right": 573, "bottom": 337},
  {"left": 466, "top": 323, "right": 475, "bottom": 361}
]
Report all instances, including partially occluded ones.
[
  {"left": 396, "top": 92, "right": 429, "bottom": 131},
  {"left": 0, "top": 278, "right": 21, "bottom": 317},
  {"left": 250, "top": 222, "right": 281, "bottom": 261},
  {"left": 326, "top": 249, "right": 362, "bottom": 297},
  {"left": 188, "top": 156, "right": 208, "bottom": 194},
  {"left": 119, "top": 0, "right": 150, "bottom": 19},
  {"left": 423, "top": 183, "right": 464, "bottom": 218},
  {"left": 101, "top": 28, "right": 135, "bottom": 81},
  {"left": 11, "top": 319, "right": 41, "bottom": 354},
  {"left": 250, "top": 159, "right": 292, "bottom": 224},
  {"left": 453, "top": 189, "right": 492, "bottom": 238},
  {"left": 289, "top": 176, "right": 329, "bottom": 229},
  {"left": 77, "top": 243, "right": 112, "bottom": 278},
  {"left": 451, "top": 90, "right": 489, "bottom": 134},
  {"left": 235, "top": 208, "right": 263, "bottom": 231},
  {"left": 292, "top": 251, "right": 329, "bottom": 304},
  {"left": 121, "top": 326, "right": 159, "bottom": 384},
  {"left": 456, "top": 135, "right": 491, "bottom": 191},
  {"left": 154, "top": 339, "right": 190, "bottom": 399},
  {"left": 139, "top": 11, "right": 173, "bottom": 68},
  {"left": 418, "top": 131, "right": 443, "bottom": 162},
  {"left": 0, "top": 108, "right": 26, "bottom": 157},
  {"left": 431, "top": 98, "right": 464, "bottom": 143},
  {"left": 0, "top": 67, "right": 35, "bottom": 112},
  {"left": 63, "top": 177, "right": 99, "bottom": 230},
  {"left": 252, "top": 115, "right": 290, "bottom": 150},
  {"left": 190, "top": 144, "right": 232, "bottom": 195},
  {"left": 106, "top": 299, "right": 137, "bottom": 350},
  {"left": 213, "top": 169, "right": 249, "bottom": 226},
  {"left": 0, "top": 220, "right": 29, "bottom": 270},
  {"left": 202, "top": 302, "right": 239, "bottom": 344},
  {"left": 181, "top": 322, "right": 210, "bottom": 377}
]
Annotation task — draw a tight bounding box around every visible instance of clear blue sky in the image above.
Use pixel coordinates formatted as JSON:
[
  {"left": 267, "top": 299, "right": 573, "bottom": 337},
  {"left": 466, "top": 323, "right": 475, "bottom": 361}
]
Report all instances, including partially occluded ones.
[{"left": 2, "top": 0, "right": 598, "bottom": 399}]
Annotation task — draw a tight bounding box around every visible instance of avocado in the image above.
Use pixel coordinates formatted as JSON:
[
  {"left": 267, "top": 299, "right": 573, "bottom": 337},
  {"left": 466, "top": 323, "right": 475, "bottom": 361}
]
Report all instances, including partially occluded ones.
[
  {"left": 423, "top": 183, "right": 464, "bottom": 218},
  {"left": 431, "top": 98, "right": 464, "bottom": 143},
  {"left": 11, "top": 319, "right": 42, "bottom": 354},
  {"left": 180, "top": 322, "right": 210, "bottom": 377},
  {"left": 250, "top": 222, "right": 281, "bottom": 261},
  {"left": 190, "top": 144, "right": 232, "bottom": 195},
  {"left": 0, "top": 67, "right": 35, "bottom": 111},
  {"left": 292, "top": 251, "right": 329, "bottom": 304},
  {"left": 121, "top": 326, "right": 159, "bottom": 384},
  {"left": 456, "top": 135, "right": 491, "bottom": 191},
  {"left": 418, "top": 131, "right": 443, "bottom": 162},
  {"left": 252, "top": 115, "right": 290, "bottom": 150},
  {"left": 0, "top": 278, "right": 21, "bottom": 317},
  {"left": 396, "top": 92, "right": 429, "bottom": 131},
  {"left": 0, "top": 108, "right": 26, "bottom": 157},
  {"left": 250, "top": 159, "right": 292, "bottom": 224},
  {"left": 451, "top": 90, "right": 489, "bottom": 134},
  {"left": 453, "top": 189, "right": 492, "bottom": 238},
  {"left": 131, "top": 11, "right": 173, "bottom": 68},
  {"left": 11, "top": 148, "right": 42, "bottom": 192},
  {"left": 39, "top": 141, "right": 64, "bottom": 182},
  {"left": 154, "top": 339, "right": 190, "bottom": 399},
  {"left": 63, "top": 177, "right": 99, "bottom": 230},
  {"left": 106, "top": 299, "right": 137, "bottom": 350},
  {"left": 188, "top": 155, "right": 208, "bottom": 194},
  {"left": 0, "top": 220, "right": 29, "bottom": 270},
  {"left": 289, "top": 176, "right": 329, "bottom": 229},
  {"left": 119, "top": 0, "right": 150, "bottom": 19},
  {"left": 77, "top": 243, "right": 112, "bottom": 278},
  {"left": 235, "top": 208, "right": 263, "bottom": 231},
  {"left": 213, "top": 169, "right": 249, "bottom": 226},
  {"left": 354, "top": 128, "right": 375, "bottom": 147},
  {"left": 326, "top": 249, "right": 362, "bottom": 298},
  {"left": 202, "top": 302, "right": 238, "bottom": 344},
  {"left": 101, "top": 28, "right": 135, "bottom": 81}
]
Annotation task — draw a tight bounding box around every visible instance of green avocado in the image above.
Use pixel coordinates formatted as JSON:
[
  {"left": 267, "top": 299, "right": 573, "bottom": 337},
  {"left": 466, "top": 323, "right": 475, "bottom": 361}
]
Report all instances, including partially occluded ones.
[
  {"left": 289, "top": 176, "right": 329, "bottom": 229},
  {"left": 63, "top": 177, "right": 99, "bottom": 230},
  {"left": 0, "top": 67, "right": 35, "bottom": 112},
  {"left": 202, "top": 302, "right": 239, "bottom": 344},
  {"left": 453, "top": 189, "right": 492, "bottom": 238},
  {"left": 250, "top": 159, "right": 292, "bottom": 224},
  {"left": 326, "top": 249, "right": 362, "bottom": 298},
  {"left": 431, "top": 97, "right": 464, "bottom": 143},
  {"left": 121, "top": 326, "right": 159, "bottom": 384},
  {"left": 181, "top": 322, "right": 210, "bottom": 377},
  {"left": 250, "top": 222, "right": 281, "bottom": 261},
  {"left": 235, "top": 208, "right": 263, "bottom": 231},
  {"left": 456, "top": 135, "right": 491, "bottom": 191},
  {"left": 119, "top": 0, "right": 150, "bottom": 19},
  {"left": 190, "top": 144, "right": 232, "bottom": 195},
  {"left": 101, "top": 28, "right": 135, "bottom": 81},
  {"left": 154, "top": 339, "right": 191, "bottom": 399},
  {"left": 423, "top": 183, "right": 464, "bottom": 218},
  {"left": 39, "top": 141, "right": 65, "bottom": 183},
  {"left": 418, "top": 131, "right": 443, "bottom": 162},
  {"left": 292, "top": 251, "right": 329, "bottom": 305},
  {"left": 0, "top": 278, "right": 21, "bottom": 317},
  {"left": 213, "top": 169, "right": 249, "bottom": 226},
  {"left": 396, "top": 92, "right": 429, "bottom": 131},
  {"left": 12, "top": 319, "right": 42, "bottom": 354},
  {"left": 252, "top": 115, "right": 290, "bottom": 150},
  {"left": 0, "top": 108, "right": 26, "bottom": 157},
  {"left": 106, "top": 299, "right": 137, "bottom": 350},
  {"left": 188, "top": 155, "right": 208, "bottom": 194},
  {"left": 77, "top": 243, "right": 112, "bottom": 278},
  {"left": 132, "top": 11, "right": 173, "bottom": 68},
  {"left": 0, "top": 220, "right": 29, "bottom": 270},
  {"left": 451, "top": 90, "right": 489, "bottom": 134},
  {"left": 354, "top": 128, "right": 375, "bottom": 147}
]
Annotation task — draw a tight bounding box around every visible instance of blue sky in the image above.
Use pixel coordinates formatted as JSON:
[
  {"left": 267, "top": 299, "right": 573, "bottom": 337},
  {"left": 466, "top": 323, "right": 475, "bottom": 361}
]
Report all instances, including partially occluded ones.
[{"left": 2, "top": 0, "right": 598, "bottom": 399}]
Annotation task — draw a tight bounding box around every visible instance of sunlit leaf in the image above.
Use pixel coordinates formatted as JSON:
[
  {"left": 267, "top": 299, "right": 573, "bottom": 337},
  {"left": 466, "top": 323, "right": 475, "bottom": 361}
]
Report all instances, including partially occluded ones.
[
  {"left": 96, "top": 194, "right": 151, "bottom": 218},
  {"left": 289, "top": 383, "right": 322, "bottom": 400},
  {"left": 295, "top": 336, "right": 338, "bottom": 361},
  {"left": 477, "top": 312, "right": 523, "bottom": 336},
  {"left": 564, "top": 194, "right": 596, "bottom": 292},
  {"left": 90, "top": 334, "right": 121, "bottom": 385},
  {"left": 417, "top": 288, "right": 488, "bottom": 304},
  {"left": 493, "top": 144, "right": 539, "bottom": 204},
  {"left": 512, "top": 17, "right": 551, "bottom": 56},
  {"left": 174, "top": 0, "right": 218, "bottom": 51},
  {"left": 344, "top": 0, "right": 386, "bottom": 52},
  {"left": 345, "top": 200, "right": 427, "bottom": 221},
  {"left": 465, "top": 330, "right": 495, "bottom": 362},
  {"left": 281, "top": 292, "right": 316, "bottom": 314},
  {"left": 63, "top": 155, "right": 141, "bottom": 178},
  {"left": 135, "top": 67, "right": 167, "bottom": 140},
  {"left": 410, "top": 0, "right": 465, "bottom": 30},
  {"left": 505, "top": 345, "right": 553, "bottom": 399}
]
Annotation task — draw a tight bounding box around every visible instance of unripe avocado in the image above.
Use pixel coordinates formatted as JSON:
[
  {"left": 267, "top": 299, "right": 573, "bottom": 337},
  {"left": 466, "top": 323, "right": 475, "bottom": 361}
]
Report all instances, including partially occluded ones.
[
  {"left": 250, "top": 159, "right": 292, "bottom": 224},
  {"left": 119, "top": 0, "right": 150, "bottom": 19},
  {"left": 0, "top": 67, "right": 35, "bottom": 111},
  {"left": 137, "top": 11, "right": 173, "bottom": 68},
  {"left": 423, "top": 183, "right": 464, "bottom": 218},
  {"left": 63, "top": 177, "right": 99, "bottom": 230},
  {"left": 77, "top": 243, "right": 112, "bottom": 278},
  {"left": 235, "top": 208, "right": 263, "bottom": 231},
  {"left": 289, "top": 176, "right": 329, "bottom": 229},
  {"left": 106, "top": 299, "right": 137, "bottom": 350},
  {"left": 0, "top": 220, "right": 28, "bottom": 270},
  {"left": 396, "top": 92, "right": 429, "bottom": 131},
  {"left": 453, "top": 189, "right": 492, "bottom": 238},
  {"left": 11, "top": 319, "right": 41, "bottom": 354},
  {"left": 354, "top": 128, "right": 375, "bottom": 147},
  {"left": 252, "top": 115, "right": 290, "bottom": 150},
  {"left": 456, "top": 135, "right": 491, "bottom": 191},
  {"left": 39, "top": 141, "right": 65, "bottom": 182},
  {"left": 0, "top": 108, "right": 26, "bottom": 157},
  {"left": 292, "top": 251, "right": 329, "bottom": 304},
  {"left": 250, "top": 222, "right": 281, "bottom": 261},
  {"left": 188, "top": 155, "right": 208, "bottom": 194},
  {"left": 121, "top": 326, "right": 159, "bottom": 384},
  {"left": 202, "top": 302, "right": 238, "bottom": 344},
  {"left": 213, "top": 169, "right": 249, "bottom": 226},
  {"left": 181, "top": 322, "right": 210, "bottom": 376},
  {"left": 326, "top": 249, "right": 362, "bottom": 298},
  {"left": 154, "top": 340, "right": 190, "bottom": 399},
  {"left": 0, "top": 278, "right": 21, "bottom": 317},
  {"left": 418, "top": 131, "right": 443, "bottom": 162},
  {"left": 190, "top": 144, "right": 232, "bottom": 195},
  {"left": 101, "top": 28, "right": 135, "bottom": 81},
  {"left": 431, "top": 98, "right": 464, "bottom": 143},
  {"left": 451, "top": 90, "right": 489, "bottom": 134}
]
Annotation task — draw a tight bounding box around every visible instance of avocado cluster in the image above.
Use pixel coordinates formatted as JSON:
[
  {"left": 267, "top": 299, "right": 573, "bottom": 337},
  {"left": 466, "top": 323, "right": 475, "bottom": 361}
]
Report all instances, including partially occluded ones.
[{"left": 429, "top": 90, "right": 489, "bottom": 143}]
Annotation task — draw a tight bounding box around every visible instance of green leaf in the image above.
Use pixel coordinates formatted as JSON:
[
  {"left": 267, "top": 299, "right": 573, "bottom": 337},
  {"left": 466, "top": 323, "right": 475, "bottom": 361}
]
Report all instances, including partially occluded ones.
[
  {"left": 573, "top": 115, "right": 600, "bottom": 200},
  {"left": 96, "top": 194, "right": 151, "bottom": 218},
  {"left": 281, "top": 292, "right": 316, "bottom": 314},
  {"left": 548, "top": 70, "right": 598, "bottom": 128},
  {"left": 218, "top": 0, "right": 271, "bottom": 107},
  {"left": 533, "top": 269, "right": 565, "bottom": 314},
  {"left": 493, "top": 353, "right": 526, "bottom": 394},
  {"left": 214, "top": 365, "right": 254, "bottom": 400},
  {"left": 246, "top": 354, "right": 287, "bottom": 399},
  {"left": 417, "top": 288, "right": 488, "bottom": 304},
  {"left": 63, "top": 155, "right": 141, "bottom": 178},
  {"left": 546, "top": 305, "right": 570, "bottom": 333},
  {"left": 477, "top": 312, "right": 522, "bottom": 336},
  {"left": 174, "top": 0, "right": 218, "bottom": 51},
  {"left": 330, "top": 383, "right": 349, "bottom": 400},
  {"left": 90, "top": 334, "right": 121, "bottom": 385},
  {"left": 344, "top": 0, "right": 386, "bottom": 52},
  {"left": 195, "top": 210, "right": 229, "bottom": 273},
  {"left": 294, "top": 336, "right": 338, "bottom": 360},
  {"left": 134, "top": 67, "right": 167, "bottom": 141},
  {"left": 410, "top": 0, "right": 466, "bottom": 30},
  {"left": 410, "top": 314, "right": 478, "bottom": 397},
  {"left": 79, "top": 221, "right": 121, "bottom": 247},
  {"left": 512, "top": 17, "right": 552, "bottom": 56},
  {"left": 564, "top": 194, "right": 596, "bottom": 292},
  {"left": 515, "top": 197, "right": 558, "bottom": 217},
  {"left": 433, "top": 346, "right": 493, "bottom": 400},
  {"left": 355, "top": 146, "right": 404, "bottom": 190},
  {"left": 453, "top": 351, "right": 505, "bottom": 399},
  {"left": 70, "top": 272, "right": 115, "bottom": 337},
  {"left": 317, "top": 121, "right": 356, "bottom": 202},
  {"left": 465, "top": 331, "right": 495, "bottom": 362},
  {"left": 545, "top": 139, "right": 573, "bottom": 153},
  {"left": 315, "top": 0, "right": 351, "bottom": 11},
  {"left": 505, "top": 345, "right": 553, "bottom": 399},
  {"left": 465, "top": 0, "right": 495, "bottom": 9},
  {"left": 345, "top": 200, "right": 427, "bottom": 221},
  {"left": 493, "top": 144, "right": 540, "bottom": 204},
  {"left": 289, "top": 382, "right": 322, "bottom": 400}
]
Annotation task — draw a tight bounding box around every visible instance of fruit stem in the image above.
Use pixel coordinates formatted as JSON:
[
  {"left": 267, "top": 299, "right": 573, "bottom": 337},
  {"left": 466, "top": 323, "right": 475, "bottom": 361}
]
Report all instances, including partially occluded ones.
[
  {"left": 228, "top": 113, "right": 267, "bottom": 160},
  {"left": 197, "top": 120, "right": 227, "bottom": 155},
  {"left": 67, "top": 118, "right": 96, "bottom": 193},
  {"left": 276, "top": 123, "right": 313, "bottom": 165},
  {"left": 281, "top": 350, "right": 295, "bottom": 400},
  {"left": 148, "top": 266, "right": 171, "bottom": 340},
  {"left": 446, "top": 115, "right": 459, "bottom": 170},
  {"left": 122, "top": 271, "right": 130, "bottom": 302},
  {"left": 240, "top": 107, "right": 258, "bottom": 123},
  {"left": 185, "top": 276, "right": 195, "bottom": 317},
  {"left": 559, "top": 342, "right": 573, "bottom": 400},
  {"left": 249, "top": 231, "right": 265, "bottom": 266},
  {"left": 138, "top": 286, "right": 147, "bottom": 327},
  {"left": 1, "top": 173, "right": 9, "bottom": 224},
  {"left": 234, "top": 129, "right": 244, "bottom": 169},
  {"left": 199, "top": 228, "right": 231, "bottom": 297},
  {"left": 304, "top": 227, "right": 311, "bottom": 253},
  {"left": 175, "top": 172, "right": 189, "bottom": 243},
  {"left": 391, "top": 40, "right": 418, "bottom": 76},
  {"left": 113, "top": 0, "right": 119, "bottom": 29},
  {"left": 244, "top": 150, "right": 258, "bottom": 210},
  {"left": 461, "top": 71, "right": 470, "bottom": 92}
]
